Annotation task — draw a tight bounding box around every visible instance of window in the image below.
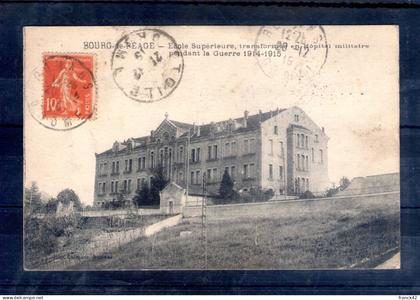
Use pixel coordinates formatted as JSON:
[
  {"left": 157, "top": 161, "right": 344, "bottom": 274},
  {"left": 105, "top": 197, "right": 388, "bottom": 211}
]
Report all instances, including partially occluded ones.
[
  {"left": 280, "top": 141, "right": 284, "bottom": 157},
  {"left": 196, "top": 147, "right": 201, "bottom": 162},
  {"left": 191, "top": 171, "right": 195, "bottom": 185},
  {"left": 112, "top": 161, "right": 116, "bottom": 174},
  {"left": 125, "top": 159, "right": 128, "bottom": 172},
  {"left": 207, "top": 169, "right": 211, "bottom": 182},
  {"left": 315, "top": 134, "right": 319, "bottom": 142},
  {"left": 160, "top": 149, "right": 164, "bottom": 163},
  {"left": 207, "top": 145, "right": 212, "bottom": 160},
  {"left": 123, "top": 180, "right": 127, "bottom": 192},
  {"left": 279, "top": 166, "right": 283, "bottom": 180},
  {"left": 296, "top": 134, "right": 300, "bottom": 148},
  {"left": 294, "top": 114, "right": 300, "bottom": 122},
  {"left": 297, "top": 154, "right": 300, "bottom": 170},
  {"left": 142, "top": 157, "right": 146, "bottom": 169},
  {"left": 269, "top": 139, "right": 273, "bottom": 155},
  {"left": 179, "top": 146, "right": 184, "bottom": 162},
  {"left": 311, "top": 148, "right": 314, "bottom": 162},
  {"left": 319, "top": 149, "right": 323, "bottom": 163},
  {"left": 305, "top": 156, "right": 309, "bottom": 171},
  {"left": 116, "top": 161, "right": 120, "bottom": 173},
  {"left": 137, "top": 178, "right": 141, "bottom": 190},
  {"left": 301, "top": 135, "right": 304, "bottom": 148},
  {"left": 191, "top": 148, "right": 196, "bottom": 162},
  {"left": 111, "top": 181, "right": 115, "bottom": 193},
  {"left": 128, "top": 179, "right": 131, "bottom": 193},
  {"left": 138, "top": 157, "right": 141, "bottom": 171},
  {"left": 102, "top": 183, "right": 106, "bottom": 194},
  {"left": 250, "top": 138, "right": 256, "bottom": 153},
  {"left": 129, "top": 159, "right": 132, "bottom": 172},
  {"left": 274, "top": 126, "right": 278, "bottom": 135},
  {"left": 244, "top": 139, "right": 249, "bottom": 153},
  {"left": 225, "top": 166, "right": 229, "bottom": 174},
  {"left": 178, "top": 171, "right": 184, "bottom": 183},
  {"left": 243, "top": 164, "right": 248, "bottom": 178},
  {"left": 250, "top": 163, "right": 255, "bottom": 178},
  {"left": 150, "top": 151, "right": 155, "bottom": 168},
  {"left": 231, "top": 141, "right": 237, "bottom": 155},
  {"left": 115, "top": 181, "right": 119, "bottom": 193},
  {"left": 269, "top": 164, "right": 273, "bottom": 180},
  {"left": 213, "top": 168, "right": 218, "bottom": 181},
  {"left": 229, "top": 165, "right": 236, "bottom": 179},
  {"left": 213, "top": 145, "right": 218, "bottom": 159},
  {"left": 98, "top": 183, "right": 102, "bottom": 193},
  {"left": 225, "top": 142, "right": 231, "bottom": 157},
  {"left": 196, "top": 170, "right": 201, "bottom": 184},
  {"left": 305, "top": 136, "right": 308, "bottom": 149},
  {"left": 231, "top": 166, "right": 236, "bottom": 179}
]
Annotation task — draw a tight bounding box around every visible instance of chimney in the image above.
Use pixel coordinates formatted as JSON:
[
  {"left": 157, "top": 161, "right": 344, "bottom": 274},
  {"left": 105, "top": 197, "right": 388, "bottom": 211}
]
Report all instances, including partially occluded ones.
[
  {"left": 197, "top": 125, "right": 201, "bottom": 137},
  {"left": 244, "top": 110, "right": 249, "bottom": 127},
  {"left": 322, "top": 127, "right": 325, "bottom": 133},
  {"left": 150, "top": 130, "right": 154, "bottom": 137},
  {"left": 259, "top": 109, "right": 263, "bottom": 123}
]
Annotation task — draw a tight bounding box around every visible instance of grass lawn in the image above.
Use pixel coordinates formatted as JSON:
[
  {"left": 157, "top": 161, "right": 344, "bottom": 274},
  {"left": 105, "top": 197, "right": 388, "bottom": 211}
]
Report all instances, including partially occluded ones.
[{"left": 72, "top": 194, "right": 400, "bottom": 270}]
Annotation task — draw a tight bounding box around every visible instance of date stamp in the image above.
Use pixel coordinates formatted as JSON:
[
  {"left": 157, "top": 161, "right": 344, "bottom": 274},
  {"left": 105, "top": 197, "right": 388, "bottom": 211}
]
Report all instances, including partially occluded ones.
[
  {"left": 255, "top": 26, "right": 328, "bottom": 86},
  {"left": 111, "top": 28, "right": 184, "bottom": 103}
]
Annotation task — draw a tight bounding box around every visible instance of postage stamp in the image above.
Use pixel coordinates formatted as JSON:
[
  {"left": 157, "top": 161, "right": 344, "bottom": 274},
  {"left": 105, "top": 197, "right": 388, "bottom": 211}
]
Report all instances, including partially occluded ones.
[
  {"left": 111, "top": 28, "right": 184, "bottom": 103},
  {"left": 43, "top": 54, "right": 95, "bottom": 119}
]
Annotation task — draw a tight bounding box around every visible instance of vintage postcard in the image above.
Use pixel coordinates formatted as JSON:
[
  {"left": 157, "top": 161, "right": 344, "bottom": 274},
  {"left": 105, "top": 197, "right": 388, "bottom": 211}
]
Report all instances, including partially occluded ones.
[{"left": 23, "top": 26, "right": 400, "bottom": 270}]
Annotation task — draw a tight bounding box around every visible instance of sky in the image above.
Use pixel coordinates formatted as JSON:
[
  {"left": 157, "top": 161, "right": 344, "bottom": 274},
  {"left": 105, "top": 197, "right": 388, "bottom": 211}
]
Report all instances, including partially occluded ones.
[{"left": 24, "top": 26, "right": 399, "bottom": 204}]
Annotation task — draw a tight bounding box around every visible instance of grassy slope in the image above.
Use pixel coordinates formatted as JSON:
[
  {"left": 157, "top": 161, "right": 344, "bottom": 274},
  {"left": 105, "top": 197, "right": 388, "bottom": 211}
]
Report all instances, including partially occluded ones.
[{"left": 73, "top": 195, "right": 399, "bottom": 270}]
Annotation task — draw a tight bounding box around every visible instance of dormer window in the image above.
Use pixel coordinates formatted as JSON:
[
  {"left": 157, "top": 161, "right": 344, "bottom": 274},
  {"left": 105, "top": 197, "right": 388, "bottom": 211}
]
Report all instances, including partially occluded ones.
[
  {"left": 274, "top": 126, "right": 278, "bottom": 135},
  {"left": 294, "top": 114, "right": 300, "bottom": 122}
]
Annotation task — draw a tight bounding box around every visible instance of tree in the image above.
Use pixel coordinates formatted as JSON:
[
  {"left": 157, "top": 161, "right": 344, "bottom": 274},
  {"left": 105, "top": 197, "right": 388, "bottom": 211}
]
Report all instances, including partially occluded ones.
[
  {"left": 24, "top": 182, "right": 43, "bottom": 214},
  {"left": 44, "top": 198, "right": 58, "bottom": 214},
  {"left": 133, "top": 183, "right": 151, "bottom": 206},
  {"left": 149, "top": 165, "right": 169, "bottom": 206},
  {"left": 339, "top": 177, "right": 351, "bottom": 191},
  {"left": 56, "top": 189, "right": 82, "bottom": 211},
  {"left": 219, "top": 169, "right": 234, "bottom": 199}
]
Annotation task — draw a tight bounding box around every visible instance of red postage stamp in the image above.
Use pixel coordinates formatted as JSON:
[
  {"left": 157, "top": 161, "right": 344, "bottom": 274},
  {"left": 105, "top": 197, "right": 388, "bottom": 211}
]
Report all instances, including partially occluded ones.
[{"left": 43, "top": 54, "right": 95, "bottom": 119}]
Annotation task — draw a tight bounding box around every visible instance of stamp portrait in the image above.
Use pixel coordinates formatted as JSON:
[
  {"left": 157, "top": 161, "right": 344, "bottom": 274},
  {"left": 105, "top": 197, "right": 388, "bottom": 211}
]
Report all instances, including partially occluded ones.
[{"left": 43, "top": 54, "right": 95, "bottom": 119}]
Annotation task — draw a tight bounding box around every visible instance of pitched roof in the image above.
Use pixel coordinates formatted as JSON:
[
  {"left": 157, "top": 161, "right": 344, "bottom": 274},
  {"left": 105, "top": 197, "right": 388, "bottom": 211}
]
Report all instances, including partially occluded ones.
[
  {"left": 97, "top": 109, "right": 286, "bottom": 156},
  {"left": 169, "top": 120, "right": 194, "bottom": 129}
]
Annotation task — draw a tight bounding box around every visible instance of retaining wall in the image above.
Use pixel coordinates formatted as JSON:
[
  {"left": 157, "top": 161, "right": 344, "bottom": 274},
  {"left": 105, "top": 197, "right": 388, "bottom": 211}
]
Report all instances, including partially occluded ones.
[{"left": 183, "top": 191, "right": 400, "bottom": 219}]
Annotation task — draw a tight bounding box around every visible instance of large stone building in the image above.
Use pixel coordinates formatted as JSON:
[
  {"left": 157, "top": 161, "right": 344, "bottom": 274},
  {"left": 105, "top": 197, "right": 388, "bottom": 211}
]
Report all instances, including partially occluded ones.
[{"left": 94, "top": 106, "right": 329, "bottom": 207}]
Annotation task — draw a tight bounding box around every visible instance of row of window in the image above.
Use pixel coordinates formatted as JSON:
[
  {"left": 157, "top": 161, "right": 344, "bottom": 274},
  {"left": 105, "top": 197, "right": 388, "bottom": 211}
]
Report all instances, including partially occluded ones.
[
  {"left": 295, "top": 177, "right": 309, "bottom": 194},
  {"left": 268, "top": 139, "right": 284, "bottom": 156},
  {"left": 100, "top": 138, "right": 257, "bottom": 176},
  {"left": 189, "top": 163, "right": 257, "bottom": 185},
  {"left": 268, "top": 164, "right": 284, "bottom": 181},
  {"left": 99, "top": 178, "right": 151, "bottom": 195},
  {"left": 296, "top": 154, "right": 309, "bottom": 171}
]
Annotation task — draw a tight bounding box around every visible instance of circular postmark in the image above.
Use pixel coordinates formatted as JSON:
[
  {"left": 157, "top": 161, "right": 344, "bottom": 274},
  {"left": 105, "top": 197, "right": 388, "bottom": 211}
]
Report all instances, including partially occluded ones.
[
  {"left": 28, "top": 54, "right": 96, "bottom": 131},
  {"left": 111, "top": 28, "right": 184, "bottom": 103},
  {"left": 255, "top": 26, "right": 328, "bottom": 86}
]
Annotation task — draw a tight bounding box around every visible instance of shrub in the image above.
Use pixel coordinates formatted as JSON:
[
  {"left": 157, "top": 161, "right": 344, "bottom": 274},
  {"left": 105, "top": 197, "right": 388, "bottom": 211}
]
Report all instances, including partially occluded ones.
[{"left": 299, "top": 190, "right": 315, "bottom": 199}]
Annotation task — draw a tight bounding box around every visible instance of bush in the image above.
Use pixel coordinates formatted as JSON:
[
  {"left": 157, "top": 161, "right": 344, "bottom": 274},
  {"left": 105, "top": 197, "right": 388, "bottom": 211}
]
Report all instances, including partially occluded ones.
[{"left": 299, "top": 190, "right": 315, "bottom": 199}]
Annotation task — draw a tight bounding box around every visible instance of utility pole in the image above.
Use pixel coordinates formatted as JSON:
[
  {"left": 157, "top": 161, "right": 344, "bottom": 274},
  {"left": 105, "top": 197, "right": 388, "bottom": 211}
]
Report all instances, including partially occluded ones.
[
  {"left": 186, "top": 128, "right": 190, "bottom": 205},
  {"left": 201, "top": 174, "right": 208, "bottom": 269}
]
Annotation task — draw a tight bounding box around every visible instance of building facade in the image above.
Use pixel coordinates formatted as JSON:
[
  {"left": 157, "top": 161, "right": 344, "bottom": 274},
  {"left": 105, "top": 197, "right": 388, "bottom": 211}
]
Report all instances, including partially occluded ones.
[{"left": 93, "top": 107, "right": 329, "bottom": 207}]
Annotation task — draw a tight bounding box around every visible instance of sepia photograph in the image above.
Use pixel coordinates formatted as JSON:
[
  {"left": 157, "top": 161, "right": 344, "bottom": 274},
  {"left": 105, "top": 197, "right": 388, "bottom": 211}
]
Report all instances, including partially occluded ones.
[{"left": 23, "top": 25, "right": 400, "bottom": 271}]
